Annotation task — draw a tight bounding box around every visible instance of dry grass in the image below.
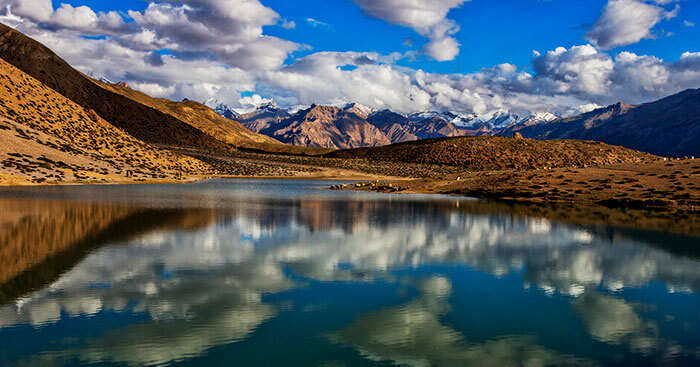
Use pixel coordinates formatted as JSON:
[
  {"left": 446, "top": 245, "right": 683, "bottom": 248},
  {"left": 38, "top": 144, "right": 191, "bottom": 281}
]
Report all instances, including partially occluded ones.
[
  {"left": 97, "top": 82, "right": 293, "bottom": 150},
  {"left": 0, "top": 59, "right": 209, "bottom": 184},
  {"left": 0, "top": 23, "right": 238, "bottom": 154},
  {"left": 327, "top": 136, "right": 658, "bottom": 170}
]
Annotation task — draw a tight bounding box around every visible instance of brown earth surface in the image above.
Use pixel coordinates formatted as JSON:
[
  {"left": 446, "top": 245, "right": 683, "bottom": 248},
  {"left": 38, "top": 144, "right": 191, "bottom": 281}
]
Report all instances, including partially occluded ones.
[
  {"left": 97, "top": 82, "right": 322, "bottom": 155},
  {"left": 0, "top": 58, "right": 210, "bottom": 184},
  {"left": 326, "top": 136, "right": 658, "bottom": 170}
]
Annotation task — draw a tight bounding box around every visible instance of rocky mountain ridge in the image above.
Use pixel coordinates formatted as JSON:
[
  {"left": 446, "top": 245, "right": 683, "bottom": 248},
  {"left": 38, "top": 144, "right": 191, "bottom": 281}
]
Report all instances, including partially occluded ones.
[
  {"left": 219, "top": 89, "right": 698, "bottom": 156},
  {"left": 229, "top": 100, "right": 560, "bottom": 149},
  {"left": 500, "top": 90, "right": 700, "bottom": 157}
]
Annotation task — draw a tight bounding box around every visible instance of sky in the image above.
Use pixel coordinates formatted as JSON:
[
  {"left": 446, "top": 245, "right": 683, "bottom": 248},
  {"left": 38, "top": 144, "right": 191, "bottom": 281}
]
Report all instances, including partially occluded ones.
[{"left": 0, "top": 0, "right": 698, "bottom": 116}]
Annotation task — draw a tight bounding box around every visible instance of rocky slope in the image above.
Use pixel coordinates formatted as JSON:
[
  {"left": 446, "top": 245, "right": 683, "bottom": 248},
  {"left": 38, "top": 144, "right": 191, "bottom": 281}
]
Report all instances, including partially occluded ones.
[
  {"left": 367, "top": 110, "right": 466, "bottom": 142},
  {"left": 240, "top": 101, "right": 291, "bottom": 133},
  {"left": 257, "top": 105, "right": 391, "bottom": 149},
  {"left": 237, "top": 99, "right": 561, "bottom": 148},
  {"left": 503, "top": 89, "right": 700, "bottom": 157}
]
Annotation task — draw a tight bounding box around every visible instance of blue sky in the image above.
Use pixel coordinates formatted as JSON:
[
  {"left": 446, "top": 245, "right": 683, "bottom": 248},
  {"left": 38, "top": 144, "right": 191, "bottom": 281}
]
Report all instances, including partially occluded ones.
[
  {"left": 3, "top": 0, "right": 700, "bottom": 115},
  {"left": 50, "top": 0, "right": 698, "bottom": 73}
]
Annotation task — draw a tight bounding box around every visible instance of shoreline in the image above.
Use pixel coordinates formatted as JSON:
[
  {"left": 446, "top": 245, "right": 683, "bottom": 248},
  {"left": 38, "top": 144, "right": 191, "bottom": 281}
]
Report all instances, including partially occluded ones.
[
  {"left": 0, "top": 167, "right": 410, "bottom": 187},
  {"left": 335, "top": 183, "right": 700, "bottom": 237},
  {"left": 331, "top": 160, "right": 700, "bottom": 236},
  {"left": 1, "top": 160, "right": 697, "bottom": 236}
]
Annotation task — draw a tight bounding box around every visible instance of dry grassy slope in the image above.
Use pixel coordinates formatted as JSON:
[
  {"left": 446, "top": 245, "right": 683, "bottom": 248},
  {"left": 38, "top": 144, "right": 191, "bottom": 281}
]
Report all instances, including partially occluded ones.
[
  {"left": 0, "top": 23, "right": 234, "bottom": 154},
  {"left": 96, "top": 82, "right": 327, "bottom": 156},
  {"left": 97, "top": 82, "right": 275, "bottom": 146},
  {"left": 327, "top": 136, "right": 659, "bottom": 170},
  {"left": 0, "top": 58, "right": 209, "bottom": 183}
]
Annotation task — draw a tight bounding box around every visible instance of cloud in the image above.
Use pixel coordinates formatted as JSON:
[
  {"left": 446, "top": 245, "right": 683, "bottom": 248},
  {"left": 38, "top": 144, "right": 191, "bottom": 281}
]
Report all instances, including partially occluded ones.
[
  {"left": 0, "top": 0, "right": 134, "bottom": 35},
  {"left": 351, "top": 0, "right": 469, "bottom": 61},
  {"left": 1, "top": 0, "right": 698, "bottom": 117},
  {"left": 126, "top": 1, "right": 299, "bottom": 70},
  {"left": 683, "top": 20, "right": 694, "bottom": 27},
  {"left": 254, "top": 43, "right": 700, "bottom": 115},
  {"left": 0, "top": 0, "right": 301, "bottom": 70},
  {"left": 586, "top": 0, "right": 679, "bottom": 49},
  {"left": 1, "top": 0, "right": 53, "bottom": 21},
  {"left": 305, "top": 17, "right": 331, "bottom": 29},
  {"left": 564, "top": 103, "right": 603, "bottom": 117},
  {"left": 49, "top": 4, "right": 133, "bottom": 35},
  {"left": 280, "top": 18, "right": 296, "bottom": 29},
  {"left": 532, "top": 45, "right": 615, "bottom": 96}
]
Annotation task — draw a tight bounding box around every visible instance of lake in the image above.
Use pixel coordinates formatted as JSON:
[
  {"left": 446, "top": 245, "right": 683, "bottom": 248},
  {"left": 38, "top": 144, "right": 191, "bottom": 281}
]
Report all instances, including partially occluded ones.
[{"left": 0, "top": 179, "right": 698, "bottom": 367}]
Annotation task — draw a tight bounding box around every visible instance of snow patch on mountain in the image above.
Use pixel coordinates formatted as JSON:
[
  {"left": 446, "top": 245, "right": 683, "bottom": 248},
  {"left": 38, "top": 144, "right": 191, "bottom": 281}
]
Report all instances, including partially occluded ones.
[
  {"left": 342, "top": 102, "right": 375, "bottom": 118},
  {"left": 204, "top": 98, "right": 240, "bottom": 120},
  {"left": 518, "top": 112, "right": 559, "bottom": 126}
]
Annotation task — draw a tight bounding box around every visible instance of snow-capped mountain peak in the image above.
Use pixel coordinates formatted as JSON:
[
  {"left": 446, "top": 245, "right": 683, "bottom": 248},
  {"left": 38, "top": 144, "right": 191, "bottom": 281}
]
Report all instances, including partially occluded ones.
[
  {"left": 529, "top": 112, "right": 558, "bottom": 122},
  {"left": 406, "top": 109, "right": 558, "bottom": 132},
  {"left": 517, "top": 112, "right": 560, "bottom": 126},
  {"left": 256, "top": 99, "right": 283, "bottom": 112},
  {"left": 204, "top": 98, "right": 240, "bottom": 120},
  {"left": 342, "top": 102, "right": 375, "bottom": 118}
]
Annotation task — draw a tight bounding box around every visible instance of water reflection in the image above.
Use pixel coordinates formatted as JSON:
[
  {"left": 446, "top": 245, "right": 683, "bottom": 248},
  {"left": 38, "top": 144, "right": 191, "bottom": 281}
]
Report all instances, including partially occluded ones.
[
  {"left": 0, "top": 181, "right": 697, "bottom": 366},
  {"left": 333, "top": 277, "right": 589, "bottom": 367}
]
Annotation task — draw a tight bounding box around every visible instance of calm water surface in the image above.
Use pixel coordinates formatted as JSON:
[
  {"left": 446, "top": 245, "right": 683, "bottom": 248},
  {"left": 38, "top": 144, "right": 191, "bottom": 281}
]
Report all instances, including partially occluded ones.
[{"left": 0, "top": 179, "right": 698, "bottom": 367}]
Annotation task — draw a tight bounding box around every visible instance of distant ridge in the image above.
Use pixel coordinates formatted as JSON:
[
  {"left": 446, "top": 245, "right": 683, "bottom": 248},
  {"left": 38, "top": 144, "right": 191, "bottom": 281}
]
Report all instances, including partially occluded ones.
[
  {"left": 501, "top": 89, "right": 700, "bottom": 157},
  {"left": 236, "top": 101, "right": 562, "bottom": 149}
]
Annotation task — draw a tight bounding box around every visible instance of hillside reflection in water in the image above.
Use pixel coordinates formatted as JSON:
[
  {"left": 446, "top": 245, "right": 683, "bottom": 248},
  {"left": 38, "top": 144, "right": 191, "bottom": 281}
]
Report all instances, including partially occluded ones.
[{"left": 0, "top": 179, "right": 697, "bottom": 367}]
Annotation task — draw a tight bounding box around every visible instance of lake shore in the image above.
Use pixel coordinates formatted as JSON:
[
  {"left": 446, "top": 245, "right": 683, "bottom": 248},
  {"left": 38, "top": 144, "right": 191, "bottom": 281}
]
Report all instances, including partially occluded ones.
[
  {"left": 2, "top": 156, "right": 697, "bottom": 236},
  {"left": 0, "top": 164, "right": 408, "bottom": 186},
  {"left": 333, "top": 159, "right": 700, "bottom": 236}
]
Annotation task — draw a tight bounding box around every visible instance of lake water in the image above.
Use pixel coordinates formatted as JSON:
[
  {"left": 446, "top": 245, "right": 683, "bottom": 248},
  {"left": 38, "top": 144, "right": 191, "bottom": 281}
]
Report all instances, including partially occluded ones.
[{"left": 0, "top": 179, "right": 698, "bottom": 367}]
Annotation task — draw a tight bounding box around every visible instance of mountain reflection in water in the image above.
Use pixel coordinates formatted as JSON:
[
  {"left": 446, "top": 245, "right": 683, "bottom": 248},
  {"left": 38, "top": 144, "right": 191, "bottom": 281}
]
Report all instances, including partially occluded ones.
[{"left": 0, "top": 180, "right": 697, "bottom": 367}]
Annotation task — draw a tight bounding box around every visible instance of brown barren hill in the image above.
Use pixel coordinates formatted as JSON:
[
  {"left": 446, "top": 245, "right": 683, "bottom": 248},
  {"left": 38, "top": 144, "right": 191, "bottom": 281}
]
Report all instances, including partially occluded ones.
[
  {"left": 326, "top": 136, "right": 659, "bottom": 171},
  {"left": 0, "top": 23, "right": 231, "bottom": 153},
  {"left": 0, "top": 58, "right": 209, "bottom": 184}
]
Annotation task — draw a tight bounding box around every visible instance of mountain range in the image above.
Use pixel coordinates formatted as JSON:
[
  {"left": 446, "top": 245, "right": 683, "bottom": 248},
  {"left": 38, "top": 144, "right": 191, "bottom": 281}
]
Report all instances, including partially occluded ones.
[
  {"left": 231, "top": 101, "right": 560, "bottom": 149},
  {"left": 499, "top": 90, "right": 700, "bottom": 157},
  {"left": 217, "top": 91, "right": 698, "bottom": 157},
  {"left": 0, "top": 18, "right": 695, "bottom": 188}
]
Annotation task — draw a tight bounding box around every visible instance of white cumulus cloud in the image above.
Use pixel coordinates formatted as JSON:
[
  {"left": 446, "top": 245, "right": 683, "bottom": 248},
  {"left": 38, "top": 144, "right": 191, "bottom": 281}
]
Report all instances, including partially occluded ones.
[
  {"left": 586, "top": 0, "right": 679, "bottom": 50},
  {"left": 351, "top": 0, "right": 469, "bottom": 61}
]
